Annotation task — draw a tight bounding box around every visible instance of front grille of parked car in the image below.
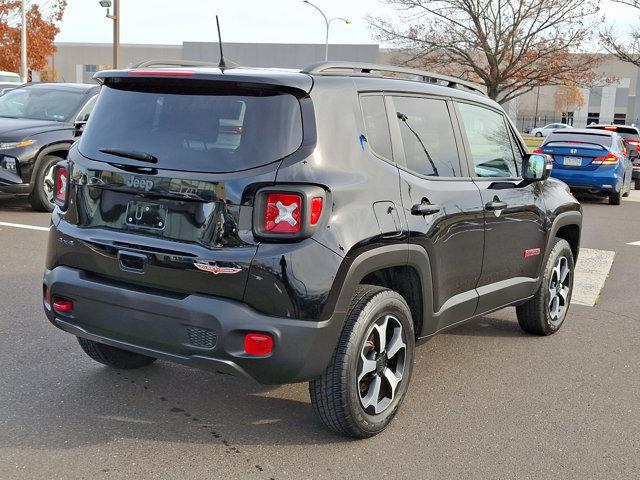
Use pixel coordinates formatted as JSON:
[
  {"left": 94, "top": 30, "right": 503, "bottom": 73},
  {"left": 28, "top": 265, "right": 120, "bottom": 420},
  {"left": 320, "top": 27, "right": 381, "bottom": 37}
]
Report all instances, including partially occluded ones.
[{"left": 186, "top": 327, "right": 217, "bottom": 349}]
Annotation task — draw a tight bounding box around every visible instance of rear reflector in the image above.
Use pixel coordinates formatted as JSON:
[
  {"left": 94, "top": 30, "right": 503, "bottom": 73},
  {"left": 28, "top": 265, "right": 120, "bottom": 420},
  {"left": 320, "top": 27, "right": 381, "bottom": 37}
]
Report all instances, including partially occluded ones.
[
  {"left": 53, "top": 298, "right": 74, "bottom": 313},
  {"left": 532, "top": 148, "right": 543, "bottom": 154},
  {"left": 244, "top": 333, "right": 273, "bottom": 355},
  {"left": 310, "top": 197, "right": 323, "bottom": 225},
  {"left": 128, "top": 70, "right": 195, "bottom": 77},
  {"left": 264, "top": 193, "right": 302, "bottom": 233}
]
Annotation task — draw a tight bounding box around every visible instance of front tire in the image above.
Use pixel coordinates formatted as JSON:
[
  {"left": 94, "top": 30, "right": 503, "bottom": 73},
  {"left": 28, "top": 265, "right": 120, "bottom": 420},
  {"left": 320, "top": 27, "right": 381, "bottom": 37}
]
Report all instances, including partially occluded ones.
[
  {"left": 609, "top": 189, "right": 622, "bottom": 205},
  {"left": 516, "top": 238, "right": 574, "bottom": 335},
  {"left": 635, "top": 178, "right": 640, "bottom": 190},
  {"left": 535, "top": 132, "right": 543, "bottom": 137},
  {"left": 309, "top": 285, "right": 415, "bottom": 438},
  {"left": 77, "top": 337, "right": 157, "bottom": 369},
  {"left": 28, "top": 155, "right": 64, "bottom": 212}
]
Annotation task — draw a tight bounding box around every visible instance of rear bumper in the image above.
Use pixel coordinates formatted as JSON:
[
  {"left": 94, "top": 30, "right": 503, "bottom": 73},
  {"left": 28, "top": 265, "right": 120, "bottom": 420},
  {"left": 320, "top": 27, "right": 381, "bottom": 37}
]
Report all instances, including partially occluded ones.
[
  {"left": 43, "top": 266, "right": 345, "bottom": 384},
  {"left": 551, "top": 168, "right": 622, "bottom": 193}
]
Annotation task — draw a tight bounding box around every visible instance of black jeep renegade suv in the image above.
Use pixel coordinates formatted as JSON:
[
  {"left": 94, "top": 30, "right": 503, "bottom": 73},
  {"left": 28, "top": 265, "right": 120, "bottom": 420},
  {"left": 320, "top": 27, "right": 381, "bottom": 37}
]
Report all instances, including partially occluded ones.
[{"left": 43, "top": 62, "right": 582, "bottom": 438}]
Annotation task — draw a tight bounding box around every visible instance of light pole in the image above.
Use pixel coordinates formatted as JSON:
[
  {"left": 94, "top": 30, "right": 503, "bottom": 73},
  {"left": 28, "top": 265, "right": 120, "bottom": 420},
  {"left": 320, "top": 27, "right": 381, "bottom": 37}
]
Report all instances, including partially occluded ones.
[
  {"left": 302, "top": 0, "right": 351, "bottom": 61},
  {"left": 20, "top": 0, "right": 27, "bottom": 83},
  {"left": 99, "top": 0, "right": 120, "bottom": 69}
]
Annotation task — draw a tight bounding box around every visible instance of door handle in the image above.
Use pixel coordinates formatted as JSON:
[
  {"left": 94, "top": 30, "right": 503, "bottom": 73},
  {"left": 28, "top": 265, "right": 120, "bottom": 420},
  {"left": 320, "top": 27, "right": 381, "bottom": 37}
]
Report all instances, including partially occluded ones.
[
  {"left": 411, "top": 202, "right": 441, "bottom": 216},
  {"left": 485, "top": 200, "right": 508, "bottom": 211}
]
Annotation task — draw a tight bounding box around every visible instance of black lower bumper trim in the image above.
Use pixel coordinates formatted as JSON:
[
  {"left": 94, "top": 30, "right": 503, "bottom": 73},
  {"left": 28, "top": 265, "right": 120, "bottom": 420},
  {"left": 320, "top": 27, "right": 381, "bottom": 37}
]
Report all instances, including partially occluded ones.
[{"left": 44, "top": 266, "right": 345, "bottom": 384}]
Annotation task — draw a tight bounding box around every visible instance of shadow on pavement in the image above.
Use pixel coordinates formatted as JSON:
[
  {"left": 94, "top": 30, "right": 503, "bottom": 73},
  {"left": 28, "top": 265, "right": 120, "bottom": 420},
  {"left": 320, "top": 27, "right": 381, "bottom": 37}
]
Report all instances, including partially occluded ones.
[{"left": 443, "top": 315, "right": 525, "bottom": 338}]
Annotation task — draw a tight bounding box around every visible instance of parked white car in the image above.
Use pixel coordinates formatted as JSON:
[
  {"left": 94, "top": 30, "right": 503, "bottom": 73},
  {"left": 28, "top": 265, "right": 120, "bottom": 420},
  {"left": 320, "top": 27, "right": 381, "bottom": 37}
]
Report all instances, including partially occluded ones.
[{"left": 530, "top": 122, "right": 573, "bottom": 137}]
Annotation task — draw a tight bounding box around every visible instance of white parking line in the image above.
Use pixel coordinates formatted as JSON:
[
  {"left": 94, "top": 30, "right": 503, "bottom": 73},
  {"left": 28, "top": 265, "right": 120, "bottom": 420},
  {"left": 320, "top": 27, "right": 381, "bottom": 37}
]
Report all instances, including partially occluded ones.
[
  {"left": 572, "top": 248, "right": 615, "bottom": 307},
  {"left": 624, "top": 190, "right": 640, "bottom": 202},
  {"left": 0, "top": 221, "right": 49, "bottom": 232},
  {"left": 627, "top": 241, "right": 640, "bottom": 246}
]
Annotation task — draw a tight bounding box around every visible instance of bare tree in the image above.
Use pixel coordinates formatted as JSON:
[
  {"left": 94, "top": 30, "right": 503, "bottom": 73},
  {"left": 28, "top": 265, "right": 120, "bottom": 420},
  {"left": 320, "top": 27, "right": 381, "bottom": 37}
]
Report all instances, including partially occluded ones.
[
  {"left": 600, "top": 1, "right": 640, "bottom": 66},
  {"left": 369, "top": 0, "right": 602, "bottom": 104}
]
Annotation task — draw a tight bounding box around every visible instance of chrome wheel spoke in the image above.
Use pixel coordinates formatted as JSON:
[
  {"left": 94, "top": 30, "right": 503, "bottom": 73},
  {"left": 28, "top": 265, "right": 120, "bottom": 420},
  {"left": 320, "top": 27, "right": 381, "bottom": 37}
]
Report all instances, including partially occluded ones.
[
  {"left": 382, "top": 367, "right": 401, "bottom": 401},
  {"left": 373, "top": 317, "right": 389, "bottom": 354},
  {"left": 358, "top": 353, "right": 377, "bottom": 384},
  {"left": 386, "top": 329, "right": 405, "bottom": 359},
  {"left": 559, "top": 259, "right": 570, "bottom": 283},
  {"left": 549, "top": 295, "right": 559, "bottom": 319},
  {"left": 361, "top": 374, "right": 382, "bottom": 411},
  {"left": 559, "top": 286, "right": 570, "bottom": 304}
]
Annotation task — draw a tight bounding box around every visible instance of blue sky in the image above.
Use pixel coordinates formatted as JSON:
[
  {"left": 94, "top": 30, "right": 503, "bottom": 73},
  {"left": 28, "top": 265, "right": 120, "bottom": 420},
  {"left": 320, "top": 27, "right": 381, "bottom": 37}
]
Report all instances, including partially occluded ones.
[{"left": 54, "top": 0, "right": 635, "bottom": 48}]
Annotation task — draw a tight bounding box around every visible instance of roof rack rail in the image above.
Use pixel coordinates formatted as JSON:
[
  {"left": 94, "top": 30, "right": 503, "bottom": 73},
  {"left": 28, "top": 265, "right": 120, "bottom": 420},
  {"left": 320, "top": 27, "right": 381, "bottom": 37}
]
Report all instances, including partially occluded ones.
[
  {"left": 131, "top": 59, "right": 219, "bottom": 69},
  {"left": 302, "top": 61, "right": 485, "bottom": 96}
]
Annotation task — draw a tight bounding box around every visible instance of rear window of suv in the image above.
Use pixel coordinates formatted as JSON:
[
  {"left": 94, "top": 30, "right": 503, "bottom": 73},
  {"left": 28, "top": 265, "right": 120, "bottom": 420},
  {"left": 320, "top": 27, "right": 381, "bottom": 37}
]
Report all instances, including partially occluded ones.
[{"left": 79, "top": 82, "right": 303, "bottom": 173}]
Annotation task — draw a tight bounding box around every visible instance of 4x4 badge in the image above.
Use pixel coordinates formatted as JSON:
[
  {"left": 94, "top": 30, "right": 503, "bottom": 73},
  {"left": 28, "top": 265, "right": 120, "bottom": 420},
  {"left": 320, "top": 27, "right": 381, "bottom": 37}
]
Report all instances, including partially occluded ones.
[{"left": 194, "top": 262, "right": 242, "bottom": 275}]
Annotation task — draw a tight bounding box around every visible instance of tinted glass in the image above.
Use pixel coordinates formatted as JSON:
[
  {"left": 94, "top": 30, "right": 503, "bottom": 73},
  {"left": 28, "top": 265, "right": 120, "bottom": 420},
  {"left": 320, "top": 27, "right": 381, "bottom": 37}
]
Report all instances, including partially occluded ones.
[
  {"left": 0, "top": 75, "right": 20, "bottom": 83},
  {"left": 393, "top": 96, "right": 461, "bottom": 177},
  {"left": 80, "top": 84, "right": 303, "bottom": 173},
  {"left": 457, "top": 103, "right": 517, "bottom": 177},
  {"left": 360, "top": 95, "right": 392, "bottom": 160},
  {"left": 0, "top": 87, "right": 86, "bottom": 122},
  {"left": 545, "top": 132, "right": 613, "bottom": 149}
]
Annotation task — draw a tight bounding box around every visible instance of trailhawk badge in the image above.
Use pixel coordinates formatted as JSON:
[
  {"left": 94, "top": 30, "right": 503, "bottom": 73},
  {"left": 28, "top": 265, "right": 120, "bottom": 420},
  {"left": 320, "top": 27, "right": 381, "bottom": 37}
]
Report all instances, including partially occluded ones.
[{"left": 194, "top": 262, "right": 242, "bottom": 275}]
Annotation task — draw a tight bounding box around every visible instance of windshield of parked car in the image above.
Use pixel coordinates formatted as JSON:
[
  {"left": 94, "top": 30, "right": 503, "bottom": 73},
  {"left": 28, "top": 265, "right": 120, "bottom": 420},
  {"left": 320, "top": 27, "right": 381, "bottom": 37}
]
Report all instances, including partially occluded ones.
[
  {"left": 80, "top": 82, "right": 304, "bottom": 173},
  {"left": 0, "top": 75, "right": 20, "bottom": 83},
  {"left": 0, "top": 87, "right": 86, "bottom": 122}
]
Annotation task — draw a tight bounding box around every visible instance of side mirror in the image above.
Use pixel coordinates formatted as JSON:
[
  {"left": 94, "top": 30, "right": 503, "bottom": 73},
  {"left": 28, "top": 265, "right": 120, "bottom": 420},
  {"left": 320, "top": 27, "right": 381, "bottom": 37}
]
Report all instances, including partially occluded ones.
[
  {"left": 74, "top": 120, "right": 87, "bottom": 133},
  {"left": 522, "top": 153, "right": 553, "bottom": 183}
]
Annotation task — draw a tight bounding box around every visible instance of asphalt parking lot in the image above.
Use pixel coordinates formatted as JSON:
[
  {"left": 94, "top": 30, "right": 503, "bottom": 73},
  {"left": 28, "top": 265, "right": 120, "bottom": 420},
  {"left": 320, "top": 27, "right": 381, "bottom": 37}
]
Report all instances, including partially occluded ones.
[{"left": 1, "top": 192, "right": 639, "bottom": 480}]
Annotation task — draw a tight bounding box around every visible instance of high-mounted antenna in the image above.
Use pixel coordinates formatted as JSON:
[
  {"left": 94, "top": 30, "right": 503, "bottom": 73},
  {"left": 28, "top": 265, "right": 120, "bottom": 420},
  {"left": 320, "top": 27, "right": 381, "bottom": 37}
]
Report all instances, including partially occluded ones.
[{"left": 216, "top": 15, "right": 227, "bottom": 69}]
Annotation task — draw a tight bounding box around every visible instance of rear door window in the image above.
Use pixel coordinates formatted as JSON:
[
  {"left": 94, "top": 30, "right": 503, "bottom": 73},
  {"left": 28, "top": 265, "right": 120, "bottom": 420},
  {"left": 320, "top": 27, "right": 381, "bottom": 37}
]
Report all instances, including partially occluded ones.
[
  {"left": 360, "top": 95, "right": 393, "bottom": 160},
  {"left": 80, "top": 83, "right": 303, "bottom": 173},
  {"left": 391, "top": 96, "right": 462, "bottom": 177},
  {"left": 457, "top": 103, "right": 518, "bottom": 178}
]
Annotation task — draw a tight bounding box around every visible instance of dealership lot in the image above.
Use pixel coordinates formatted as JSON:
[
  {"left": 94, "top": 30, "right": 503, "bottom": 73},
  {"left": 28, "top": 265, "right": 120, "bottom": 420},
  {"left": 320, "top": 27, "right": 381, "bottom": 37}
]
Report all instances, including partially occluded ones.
[{"left": 1, "top": 193, "right": 639, "bottom": 480}]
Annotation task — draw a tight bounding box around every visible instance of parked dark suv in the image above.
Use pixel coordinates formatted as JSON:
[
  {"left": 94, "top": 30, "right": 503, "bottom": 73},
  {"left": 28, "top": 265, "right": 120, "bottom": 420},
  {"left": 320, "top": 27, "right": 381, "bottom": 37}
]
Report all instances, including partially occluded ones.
[
  {"left": 42, "top": 62, "right": 582, "bottom": 438},
  {"left": 0, "top": 82, "right": 100, "bottom": 211}
]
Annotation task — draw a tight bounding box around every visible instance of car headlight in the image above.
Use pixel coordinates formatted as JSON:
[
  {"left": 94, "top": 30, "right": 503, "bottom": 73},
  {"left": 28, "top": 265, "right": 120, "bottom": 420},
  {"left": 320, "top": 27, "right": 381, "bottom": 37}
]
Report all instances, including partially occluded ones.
[{"left": 0, "top": 139, "right": 34, "bottom": 150}]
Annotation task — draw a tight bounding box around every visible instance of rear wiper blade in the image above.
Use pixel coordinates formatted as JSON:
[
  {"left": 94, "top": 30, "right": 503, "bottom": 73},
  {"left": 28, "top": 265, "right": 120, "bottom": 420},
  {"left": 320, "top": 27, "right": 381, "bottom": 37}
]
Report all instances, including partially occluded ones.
[{"left": 99, "top": 148, "right": 158, "bottom": 164}]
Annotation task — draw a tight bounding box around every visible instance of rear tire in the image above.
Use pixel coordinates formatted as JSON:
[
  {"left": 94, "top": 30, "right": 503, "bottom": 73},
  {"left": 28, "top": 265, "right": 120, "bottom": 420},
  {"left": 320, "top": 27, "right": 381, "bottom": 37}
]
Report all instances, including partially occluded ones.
[
  {"left": 309, "top": 285, "right": 415, "bottom": 438},
  {"left": 28, "top": 155, "right": 63, "bottom": 212},
  {"left": 516, "top": 238, "right": 574, "bottom": 335},
  {"left": 77, "top": 337, "right": 157, "bottom": 369},
  {"left": 535, "top": 132, "right": 543, "bottom": 137},
  {"left": 635, "top": 178, "right": 640, "bottom": 190},
  {"left": 609, "top": 190, "right": 622, "bottom": 205}
]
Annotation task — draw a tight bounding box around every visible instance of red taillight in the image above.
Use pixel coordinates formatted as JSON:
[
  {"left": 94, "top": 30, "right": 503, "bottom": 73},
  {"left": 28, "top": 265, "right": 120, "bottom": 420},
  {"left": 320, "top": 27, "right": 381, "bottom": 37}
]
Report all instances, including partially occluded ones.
[
  {"left": 264, "top": 193, "right": 302, "bottom": 234},
  {"left": 244, "top": 333, "right": 273, "bottom": 355},
  {"left": 532, "top": 148, "right": 543, "bottom": 154},
  {"left": 53, "top": 298, "right": 74, "bottom": 313},
  {"left": 128, "top": 70, "right": 195, "bottom": 77},
  {"left": 626, "top": 140, "right": 640, "bottom": 146},
  {"left": 54, "top": 165, "right": 68, "bottom": 206},
  {"left": 310, "top": 197, "right": 323, "bottom": 225},
  {"left": 593, "top": 153, "right": 619, "bottom": 165}
]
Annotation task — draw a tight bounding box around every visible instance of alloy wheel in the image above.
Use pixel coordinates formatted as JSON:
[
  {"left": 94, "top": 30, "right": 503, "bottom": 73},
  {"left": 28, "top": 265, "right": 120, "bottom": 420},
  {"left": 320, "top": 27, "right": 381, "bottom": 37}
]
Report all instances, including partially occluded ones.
[
  {"left": 357, "top": 314, "right": 406, "bottom": 415},
  {"left": 548, "top": 256, "right": 571, "bottom": 326},
  {"left": 43, "top": 165, "right": 55, "bottom": 204}
]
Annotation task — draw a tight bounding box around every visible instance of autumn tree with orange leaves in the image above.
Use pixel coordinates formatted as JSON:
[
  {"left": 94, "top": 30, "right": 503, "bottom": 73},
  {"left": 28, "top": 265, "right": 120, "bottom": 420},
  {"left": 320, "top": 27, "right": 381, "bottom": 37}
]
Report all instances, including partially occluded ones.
[
  {"left": 369, "top": 0, "right": 603, "bottom": 104},
  {"left": 0, "top": 1, "right": 67, "bottom": 74}
]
